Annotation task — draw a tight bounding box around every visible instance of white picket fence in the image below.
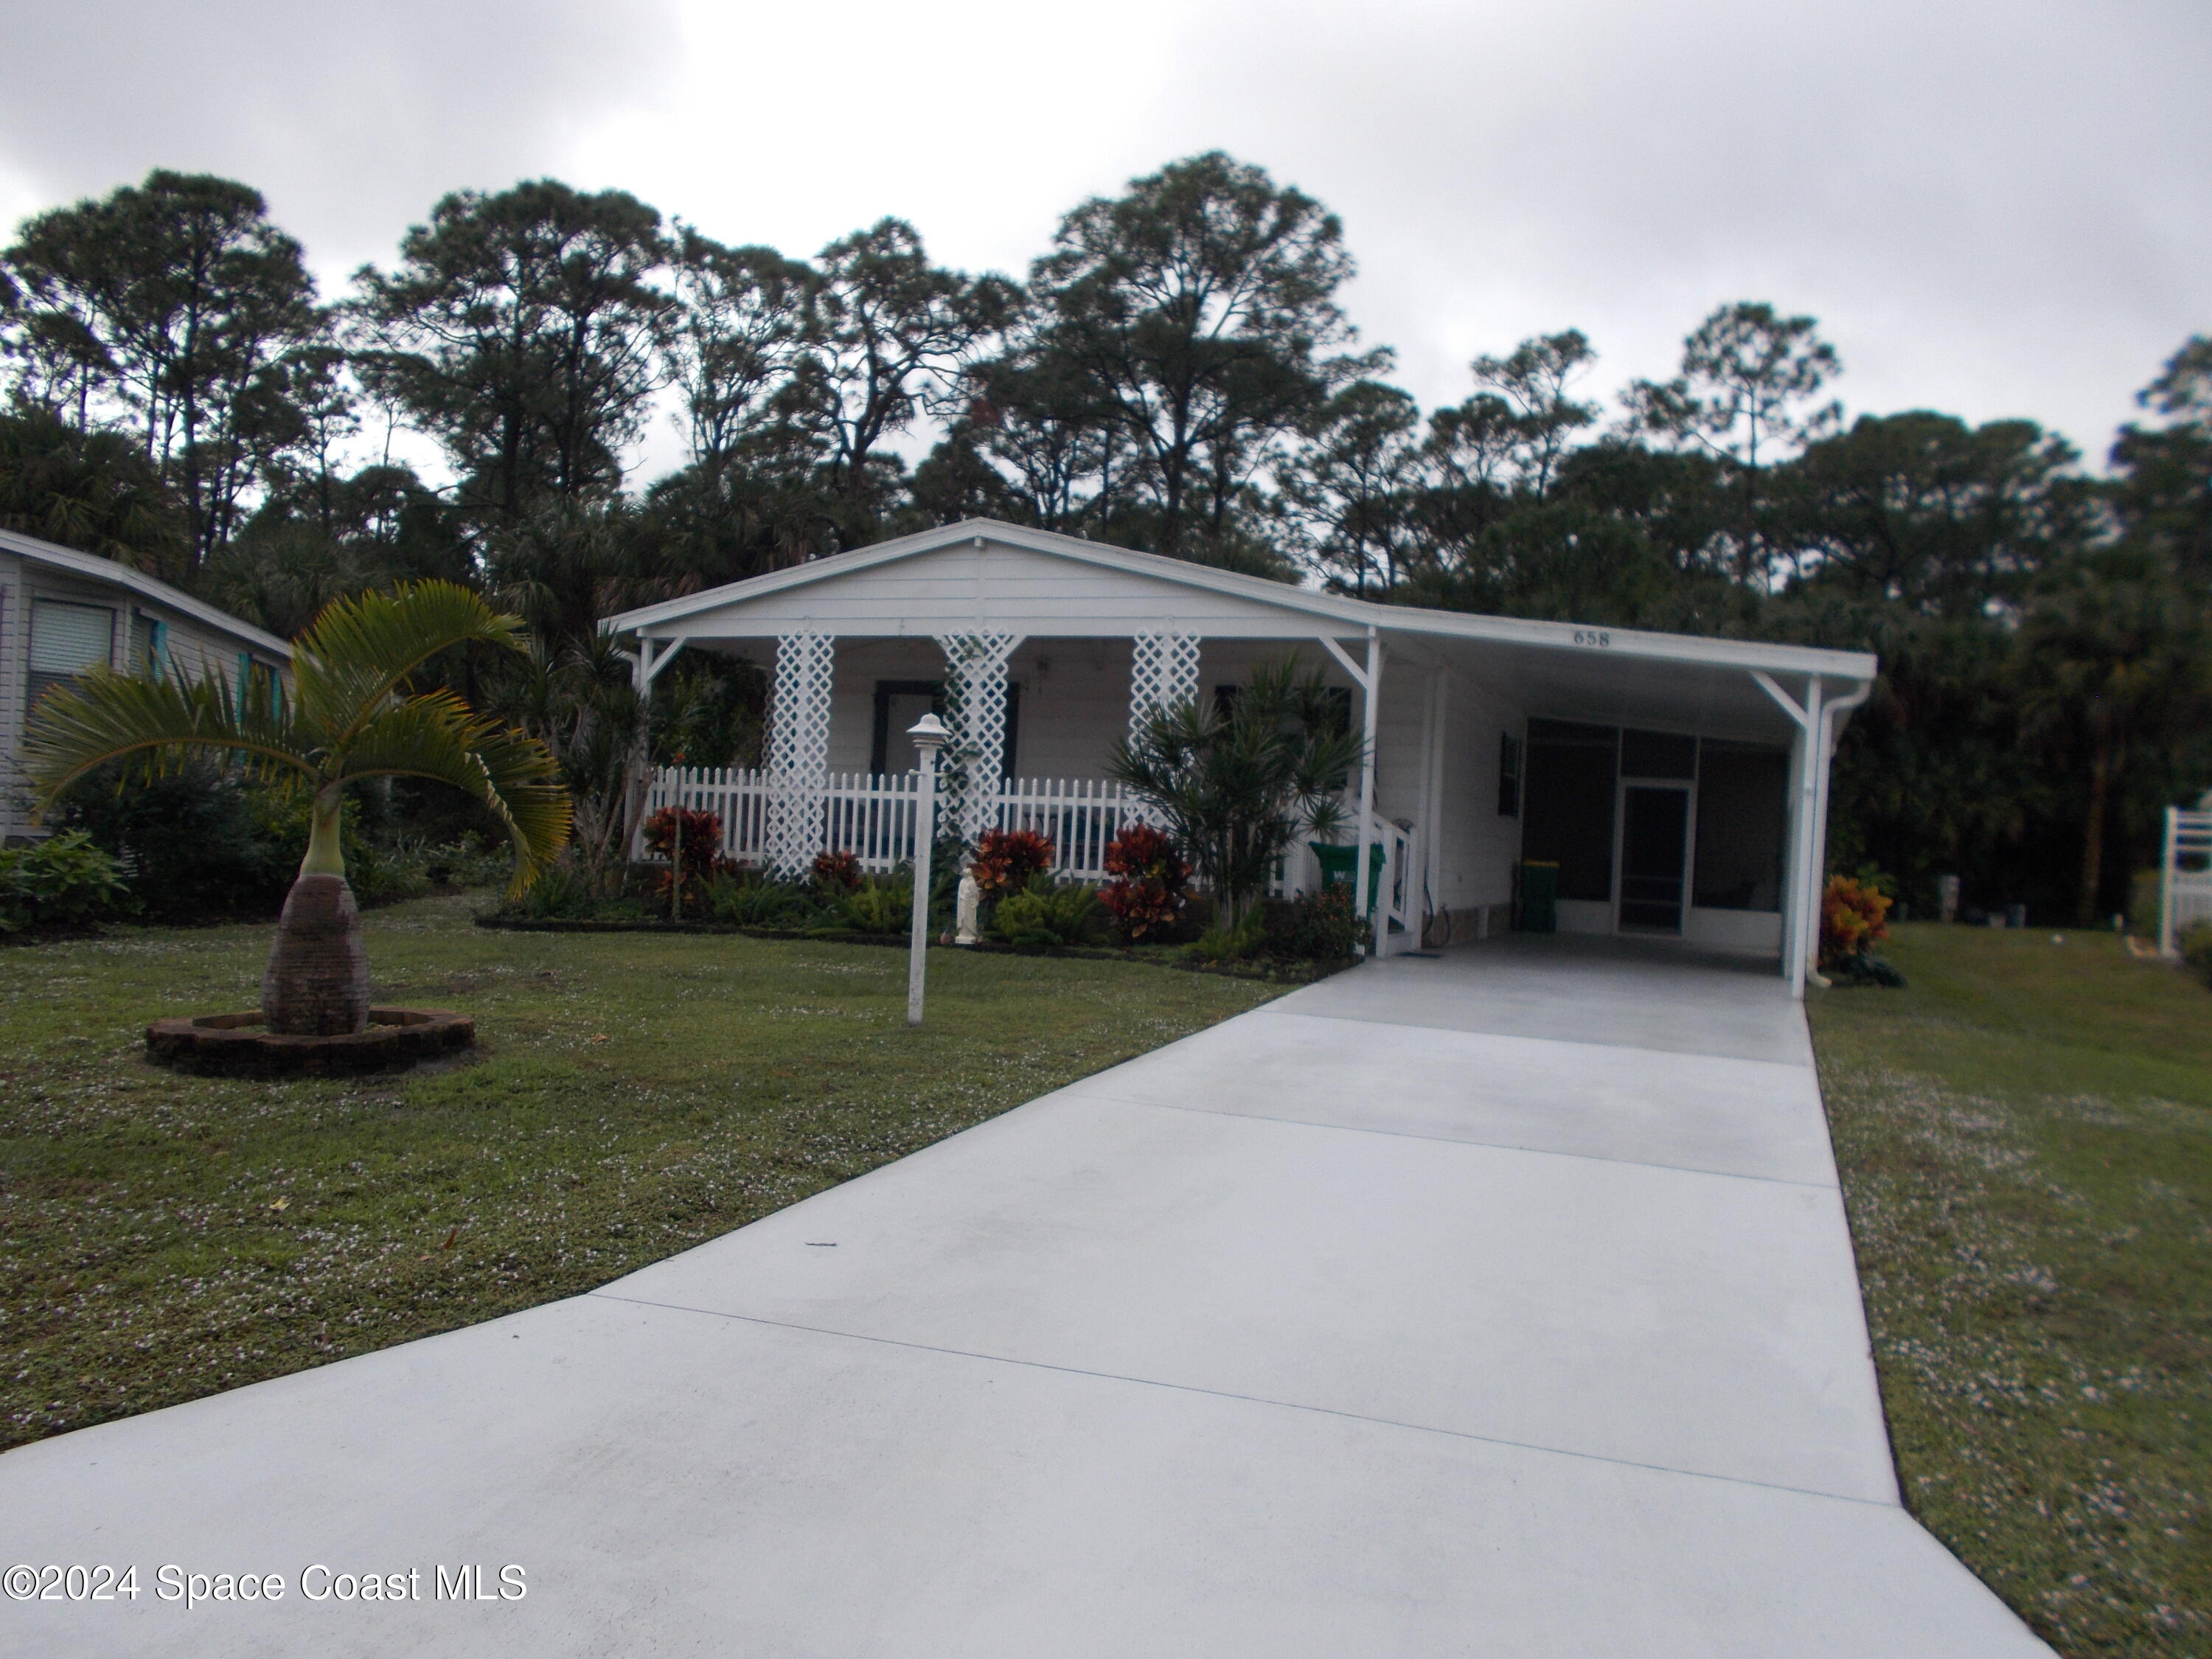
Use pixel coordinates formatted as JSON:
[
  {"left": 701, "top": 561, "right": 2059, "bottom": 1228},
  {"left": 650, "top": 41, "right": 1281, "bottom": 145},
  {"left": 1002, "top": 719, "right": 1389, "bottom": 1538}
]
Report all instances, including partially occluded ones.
[
  {"left": 2160, "top": 806, "right": 2212, "bottom": 958},
  {"left": 641, "top": 769, "right": 1141, "bottom": 880},
  {"left": 639, "top": 767, "right": 1420, "bottom": 952}
]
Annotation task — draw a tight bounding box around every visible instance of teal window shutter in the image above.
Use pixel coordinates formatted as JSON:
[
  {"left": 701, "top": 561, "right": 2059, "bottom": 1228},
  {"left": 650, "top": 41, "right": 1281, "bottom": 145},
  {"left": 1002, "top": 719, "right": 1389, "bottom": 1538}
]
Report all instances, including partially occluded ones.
[{"left": 149, "top": 619, "right": 167, "bottom": 681}]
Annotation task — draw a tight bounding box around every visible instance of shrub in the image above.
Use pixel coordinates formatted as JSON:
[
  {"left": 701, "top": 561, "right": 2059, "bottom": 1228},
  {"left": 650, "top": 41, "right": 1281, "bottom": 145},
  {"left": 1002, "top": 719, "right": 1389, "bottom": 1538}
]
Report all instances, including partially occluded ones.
[
  {"left": 1099, "top": 824, "right": 1192, "bottom": 943},
  {"left": 703, "top": 869, "right": 824, "bottom": 929},
  {"left": 58, "top": 763, "right": 503, "bottom": 921},
  {"left": 347, "top": 833, "right": 512, "bottom": 906},
  {"left": 515, "top": 860, "right": 602, "bottom": 920},
  {"left": 830, "top": 877, "right": 914, "bottom": 935},
  {"left": 991, "top": 875, "right": 1105, "bottom": 949},
  {"left": 1189, "top": 904, "right": 1266, "bottom": 962},
  {"left": 1820, "top": 874, "right": 1893, "bottom": 970},
  {"left": 0, "top": 832, "right": 131, "bottom": 933},
  {"left": 424, "top": 836, "right": 513, "bottom": 891},
  {"left": 810, "top": 849, "right": 863, "bottom": 894},
  {"left": 59, "top": 762, "right": 301, "bottom": 921},
  {"left": 970, "top": 828, "right": 1054, "bottom": 897},
  {"left": 644, "top": 806, "right": 728, "bottom": 914},
  {"left": 1259, "top": 885, "right": 1358, "bottom": 960}
]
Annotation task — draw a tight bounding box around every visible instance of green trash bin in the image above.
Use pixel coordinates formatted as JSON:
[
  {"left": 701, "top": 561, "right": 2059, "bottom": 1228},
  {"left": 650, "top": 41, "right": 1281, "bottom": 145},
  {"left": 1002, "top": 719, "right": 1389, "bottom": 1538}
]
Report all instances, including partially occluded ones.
[
  {"left": 1310, "top": 841, "right": 1388, "bottom": 917},
  {"left": 1517, "top": 860, "right": 1559, "bottom": 933}
]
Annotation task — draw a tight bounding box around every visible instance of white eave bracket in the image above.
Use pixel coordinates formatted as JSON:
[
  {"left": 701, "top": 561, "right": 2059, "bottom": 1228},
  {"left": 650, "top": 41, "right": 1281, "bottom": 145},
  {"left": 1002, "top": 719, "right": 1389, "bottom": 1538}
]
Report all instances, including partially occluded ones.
[
  {"left": 1752, "top": 669, "right": 1815, "bottom": 731},
  {"left": 638, "top": 636, "right": 689, "bottom": 688},
  {"left": 1321, "top": 633, "right": 1377, "bottom": 692}
]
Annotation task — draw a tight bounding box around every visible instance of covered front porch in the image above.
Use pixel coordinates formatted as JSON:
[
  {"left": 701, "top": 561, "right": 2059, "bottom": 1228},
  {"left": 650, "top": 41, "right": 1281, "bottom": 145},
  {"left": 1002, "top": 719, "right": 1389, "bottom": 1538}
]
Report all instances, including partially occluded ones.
[
  {"left": 636, "top": 628, "right": 1425, "bottom": 948},
  {"left": 604, "top": 519, "right": 1877, "bottom": 990}
]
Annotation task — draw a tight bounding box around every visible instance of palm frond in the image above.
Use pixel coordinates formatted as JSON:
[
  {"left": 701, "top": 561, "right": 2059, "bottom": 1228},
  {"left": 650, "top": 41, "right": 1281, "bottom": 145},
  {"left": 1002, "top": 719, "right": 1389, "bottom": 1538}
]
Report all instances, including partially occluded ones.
[
  {"left": 292, "top": 580, "right": 529, "bottom": 748},
  {"left": 338, "top": 694, "right": 573, "bottom": 896},
  {"left": 21, "top": 664, "right": 308, "bottom": 811}
]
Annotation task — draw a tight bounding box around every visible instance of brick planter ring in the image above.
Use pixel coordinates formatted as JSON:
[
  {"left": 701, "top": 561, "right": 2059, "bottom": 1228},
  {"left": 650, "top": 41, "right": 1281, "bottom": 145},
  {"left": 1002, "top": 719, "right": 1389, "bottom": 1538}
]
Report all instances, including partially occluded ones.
[{"left": 146, "top": 1008, "right": 475, "bottom": 1077}]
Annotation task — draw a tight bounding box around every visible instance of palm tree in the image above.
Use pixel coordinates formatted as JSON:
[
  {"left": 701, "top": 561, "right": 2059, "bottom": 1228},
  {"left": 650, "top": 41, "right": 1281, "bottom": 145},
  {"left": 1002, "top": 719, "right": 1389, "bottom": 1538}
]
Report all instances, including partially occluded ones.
[
  {"left": 23, "top": 580, "right": 571, "bottom": 1034},
  {"left": 1107, "top": 658, "right": 1363, "bottom": 927}
]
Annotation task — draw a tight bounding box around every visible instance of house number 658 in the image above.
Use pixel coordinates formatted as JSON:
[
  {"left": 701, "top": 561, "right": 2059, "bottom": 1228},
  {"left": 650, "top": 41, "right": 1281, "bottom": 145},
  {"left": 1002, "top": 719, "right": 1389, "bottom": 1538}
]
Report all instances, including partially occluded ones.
[{"left": 1572, "top": 630, "right": 1612, "bottom": 647}]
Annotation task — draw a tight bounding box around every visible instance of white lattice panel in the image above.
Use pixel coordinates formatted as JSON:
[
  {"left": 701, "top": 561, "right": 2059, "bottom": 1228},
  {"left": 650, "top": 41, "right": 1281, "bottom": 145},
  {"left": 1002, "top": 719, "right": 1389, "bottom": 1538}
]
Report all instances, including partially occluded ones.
[
  {"left": 1127, "top": 630, "right": 1203, "bottom": 731},
  {"left": 933, "top": 632, "right": 1024, "bottom": 848},
  {"left": 762, "top": 629, "right": 837, "bottom": 877},
  {"left": 1124, "top": 630, "right": 1203, "bottom": 825}
]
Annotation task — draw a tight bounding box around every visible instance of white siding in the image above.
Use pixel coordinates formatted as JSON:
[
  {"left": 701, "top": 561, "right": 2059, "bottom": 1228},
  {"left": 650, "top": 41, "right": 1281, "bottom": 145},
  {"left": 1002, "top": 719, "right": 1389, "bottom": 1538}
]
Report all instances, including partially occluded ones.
[
  {"left": 1430, "top": 670, "right": 1527, "bottom": 928},
  {"left": 818, "top": 637, "right": 1159, "bottom": 781},
  {"left": 653, "top": 542, "right": 1366, "bottom": 640},
  {"left": 1, "top": 554, "right": 288, "bottom": 841},
  {"left": 0, "top": 552, "right": 26, "bottom": 841}
]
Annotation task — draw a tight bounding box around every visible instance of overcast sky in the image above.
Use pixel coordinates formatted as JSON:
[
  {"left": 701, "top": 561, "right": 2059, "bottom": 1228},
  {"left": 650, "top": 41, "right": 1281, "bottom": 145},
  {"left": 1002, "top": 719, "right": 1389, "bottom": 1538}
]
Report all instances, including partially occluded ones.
[{"left": 2, "top": 0, "right": 2206, "bottom": 479}]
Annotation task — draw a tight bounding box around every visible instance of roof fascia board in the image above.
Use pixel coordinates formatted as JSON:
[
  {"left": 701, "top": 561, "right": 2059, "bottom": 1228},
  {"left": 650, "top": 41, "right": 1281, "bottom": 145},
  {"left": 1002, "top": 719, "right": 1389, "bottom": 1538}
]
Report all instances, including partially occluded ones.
[
  {"left": 599, "top": 515, "right": 1875, "bottom": 684},
  {"left": 0, "top": 528, "right": 293, "bottom": 658}
]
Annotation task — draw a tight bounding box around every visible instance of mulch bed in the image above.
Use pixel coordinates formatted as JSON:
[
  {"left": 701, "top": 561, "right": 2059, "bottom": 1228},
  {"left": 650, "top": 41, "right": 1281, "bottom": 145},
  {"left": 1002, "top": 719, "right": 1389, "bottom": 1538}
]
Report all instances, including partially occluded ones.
[{"left": 473, "top": 914, "right": 1354, "bottom": 984}]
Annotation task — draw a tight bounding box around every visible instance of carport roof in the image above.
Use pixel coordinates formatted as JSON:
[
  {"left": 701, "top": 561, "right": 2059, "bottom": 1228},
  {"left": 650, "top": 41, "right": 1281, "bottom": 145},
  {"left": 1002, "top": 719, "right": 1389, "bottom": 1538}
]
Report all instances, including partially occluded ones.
[{"left": 601, "top": 518, "right": 1875, "bottom": 743}]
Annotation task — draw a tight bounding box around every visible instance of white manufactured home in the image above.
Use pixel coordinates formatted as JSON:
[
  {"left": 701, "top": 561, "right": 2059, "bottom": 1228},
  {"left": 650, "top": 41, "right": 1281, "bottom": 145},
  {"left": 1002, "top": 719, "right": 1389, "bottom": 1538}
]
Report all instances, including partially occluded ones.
[
  {"left": 0, "top": 527, "right": 293, "bottom": 844},
  {"left": 602, "top": 519, "right": 1877, "bottom": 997}
]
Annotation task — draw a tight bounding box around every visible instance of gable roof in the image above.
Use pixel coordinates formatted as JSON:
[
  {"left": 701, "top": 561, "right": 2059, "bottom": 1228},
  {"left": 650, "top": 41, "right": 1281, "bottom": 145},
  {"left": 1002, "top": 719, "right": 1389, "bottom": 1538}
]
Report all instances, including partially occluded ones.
[
  {"left": 600, "top": 518, "right": 1876, "bottom": 684},
  {"left": 0, "top": 526, "right": 292, "bottom": 658}
]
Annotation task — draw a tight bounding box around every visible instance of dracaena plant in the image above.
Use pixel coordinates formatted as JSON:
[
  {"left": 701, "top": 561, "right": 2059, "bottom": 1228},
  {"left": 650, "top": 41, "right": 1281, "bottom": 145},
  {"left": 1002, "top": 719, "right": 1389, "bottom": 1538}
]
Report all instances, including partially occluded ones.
[
  {"left": 23, "top": 580, "right": 571, "bottom": 1035},
  {"left": 1107, "top": 658, "right": 1361, "bottom": 927}
]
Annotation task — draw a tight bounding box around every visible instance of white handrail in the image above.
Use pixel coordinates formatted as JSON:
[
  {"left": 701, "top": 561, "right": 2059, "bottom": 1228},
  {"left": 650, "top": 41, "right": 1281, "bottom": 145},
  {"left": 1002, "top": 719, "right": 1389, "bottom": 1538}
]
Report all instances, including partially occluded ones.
[{"left": 1365, "top": 813, "right": 1419, "bottom": 956}]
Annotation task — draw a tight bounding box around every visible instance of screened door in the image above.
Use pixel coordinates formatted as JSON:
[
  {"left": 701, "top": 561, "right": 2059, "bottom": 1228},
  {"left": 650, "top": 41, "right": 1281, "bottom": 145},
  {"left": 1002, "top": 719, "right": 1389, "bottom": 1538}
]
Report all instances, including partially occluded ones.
[{"left": 1617, "top": 784, "right": 1691, "bottom": 932}]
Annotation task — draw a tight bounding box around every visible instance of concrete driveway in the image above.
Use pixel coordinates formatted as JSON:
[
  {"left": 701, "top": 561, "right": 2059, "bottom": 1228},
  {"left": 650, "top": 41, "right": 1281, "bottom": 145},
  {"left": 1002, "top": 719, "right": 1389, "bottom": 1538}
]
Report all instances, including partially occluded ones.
[{"left": 1, "top": 937, "right": 2051, "bottom": 1656}]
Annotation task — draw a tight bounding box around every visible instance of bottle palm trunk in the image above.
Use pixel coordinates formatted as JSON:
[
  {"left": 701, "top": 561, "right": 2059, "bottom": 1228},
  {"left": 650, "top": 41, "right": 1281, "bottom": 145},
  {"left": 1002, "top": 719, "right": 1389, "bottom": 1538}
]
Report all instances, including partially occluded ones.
[{"left": 262, "top": 789, "right": 369, "bottom": 1035}]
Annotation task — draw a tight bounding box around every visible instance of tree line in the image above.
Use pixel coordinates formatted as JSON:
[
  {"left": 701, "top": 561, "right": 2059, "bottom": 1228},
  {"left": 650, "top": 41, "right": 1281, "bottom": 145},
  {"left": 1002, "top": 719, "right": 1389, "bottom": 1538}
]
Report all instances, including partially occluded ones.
[{"left": 2, "top": 153, "right": 2206, "bottom": 924}]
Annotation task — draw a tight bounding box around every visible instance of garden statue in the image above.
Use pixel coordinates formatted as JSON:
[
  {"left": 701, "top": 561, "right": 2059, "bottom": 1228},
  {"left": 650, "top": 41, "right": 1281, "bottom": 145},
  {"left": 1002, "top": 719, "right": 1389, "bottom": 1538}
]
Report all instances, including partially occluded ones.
[{"left": 956, "top": 872, "right": 982, "bottom": 945}]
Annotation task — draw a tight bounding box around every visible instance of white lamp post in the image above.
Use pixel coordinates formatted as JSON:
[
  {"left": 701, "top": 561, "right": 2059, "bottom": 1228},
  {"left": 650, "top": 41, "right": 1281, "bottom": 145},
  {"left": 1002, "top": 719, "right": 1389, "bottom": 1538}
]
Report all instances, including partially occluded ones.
[{"left": 905, "top": 712, "right": 950, "bottom": 1026}]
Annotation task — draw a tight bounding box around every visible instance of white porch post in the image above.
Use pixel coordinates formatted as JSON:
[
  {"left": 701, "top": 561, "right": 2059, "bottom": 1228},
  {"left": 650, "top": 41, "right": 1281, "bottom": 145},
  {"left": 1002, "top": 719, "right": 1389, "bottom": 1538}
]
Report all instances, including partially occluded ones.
[
  {"left": 1792, "top": 678, "right": 1826, "bottom": 995},
  {"left": 1805, "top": 682, "right": 1870, "bottom": 966},
  {"left": 625, "top": 636, "right": 690, "bottom": 856},
  {"left": 1354, "top": 627, "right": 1382, "bottom": 956},
  {"left": 933, "top": 632, "right": 1025, "bottom": 849},
  {"left": 1755, "top": 669, "right": 1824, "bottom": 999},
  {"left": 1419, "top": 666, "right": 1447, "bottom": 946},
  {"left": 762, "top": 629, "right": 838, "bottom": 878},
  {"left": 1321, "top": 628, "right": 1385, "bottom": 957}
]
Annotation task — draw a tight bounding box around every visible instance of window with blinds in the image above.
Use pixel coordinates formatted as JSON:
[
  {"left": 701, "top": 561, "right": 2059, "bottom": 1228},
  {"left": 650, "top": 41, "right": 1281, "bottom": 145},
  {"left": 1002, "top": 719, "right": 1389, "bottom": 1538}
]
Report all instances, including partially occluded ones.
[{"left": 29, "top": 600, "right": 114, "bottom": 709}]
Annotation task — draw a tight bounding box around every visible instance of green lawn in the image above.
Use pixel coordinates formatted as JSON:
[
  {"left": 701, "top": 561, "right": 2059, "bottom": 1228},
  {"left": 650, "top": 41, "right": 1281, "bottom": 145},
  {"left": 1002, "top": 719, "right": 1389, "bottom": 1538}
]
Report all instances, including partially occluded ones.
[
  {"left": 0, "top": 894, "right": 1279, "bottom": 1452},
  {"left": 1809, "top": 923, "right": 2212, "bottom": 1658}
]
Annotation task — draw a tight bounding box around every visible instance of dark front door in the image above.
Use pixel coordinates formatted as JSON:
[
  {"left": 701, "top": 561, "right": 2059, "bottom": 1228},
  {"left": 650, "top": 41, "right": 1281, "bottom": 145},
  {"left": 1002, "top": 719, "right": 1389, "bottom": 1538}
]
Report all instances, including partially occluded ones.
[{"left": 1618, "top": 785, "right": 1690, "bottom": 932}]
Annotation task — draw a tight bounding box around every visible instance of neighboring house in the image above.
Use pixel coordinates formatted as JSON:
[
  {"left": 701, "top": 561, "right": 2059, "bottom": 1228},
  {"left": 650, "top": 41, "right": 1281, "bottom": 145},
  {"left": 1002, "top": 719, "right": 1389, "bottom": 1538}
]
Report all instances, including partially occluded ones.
[
  {"left": 0, "top": 526, "right": 293, "bottom": 844},
  {"left": 602, "top": 518, "right": 1878, "bottom": 997}
]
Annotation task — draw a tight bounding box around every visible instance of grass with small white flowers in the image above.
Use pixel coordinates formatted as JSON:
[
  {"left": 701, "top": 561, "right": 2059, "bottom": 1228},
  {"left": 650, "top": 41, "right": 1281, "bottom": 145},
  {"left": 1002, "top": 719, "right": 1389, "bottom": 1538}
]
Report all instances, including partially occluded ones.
[
  {"left": 1, "top": 892, "right": 1277, "bottom": 1450},
  {"left": 1809, "top": 922, "right": 2212, "bottom": 1658}
]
